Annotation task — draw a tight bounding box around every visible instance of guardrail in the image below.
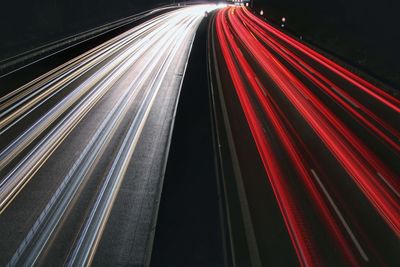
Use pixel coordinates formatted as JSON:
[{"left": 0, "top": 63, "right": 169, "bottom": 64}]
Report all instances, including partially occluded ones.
[{"left": 0, "top": 4, "right": 180, "bottom": 78}]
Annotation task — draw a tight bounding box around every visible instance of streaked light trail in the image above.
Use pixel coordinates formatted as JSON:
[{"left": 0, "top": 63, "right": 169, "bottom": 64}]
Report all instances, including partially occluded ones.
[
  {"left": 0, "top": 4, "right": 221, "bottom": 266},
  {"left": 213, "top": 6, "right": 399, "bottom": 267}
]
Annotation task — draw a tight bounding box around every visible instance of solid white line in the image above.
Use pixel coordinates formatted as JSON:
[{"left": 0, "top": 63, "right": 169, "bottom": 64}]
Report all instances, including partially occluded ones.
[
  {"left": 67, "top": 13, "right": 204, "bottom": 266},
  {"left": 254, "top": 76, "right": 267, "bottom": 97},
  {"left": 310, "top": 169, "right": 369, "bottom": 262},
  {"left": 330, "top": 85, "right": 360, "bottom": 109},
  {"left": 377, "top": 172, "right": 400, "bottom": 198}
]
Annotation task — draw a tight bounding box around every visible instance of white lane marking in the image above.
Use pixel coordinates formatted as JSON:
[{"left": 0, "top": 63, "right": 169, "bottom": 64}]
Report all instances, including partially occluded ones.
[
  {"left": 298, "top": 61, "right": 314, "bottom": 74},
  {"left": 6, "top": 5, "right": 215, "bottom": 266},
  {"left": 280, "top": 47, "right": 289, "bottom": 54},
  {"left": 66, "top": 8, "right": 211, "bottom": 265},
  {"left": 310, "top": 169, "right": 369, "bottom": 262},
  {"left": 377, "top": 172, "right": 400, "bottom": 198},
  {"left": 255, "top": 76, "right": 267, "bottom": 97},
  {"left": 330, "top": 86, "right": 360, "bottom": 109}
]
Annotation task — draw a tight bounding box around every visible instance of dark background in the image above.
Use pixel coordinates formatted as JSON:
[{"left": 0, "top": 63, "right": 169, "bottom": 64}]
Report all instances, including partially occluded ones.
[
  {"left": 1, "top": 0, "right": 399, "bottom": 85},
  {"left": 0, "top": 0, "right": 153, "bottom": 59},
  {"left": 0, "top": 1, "right": 397, "bottom": 266},
  {"left": 252, "top": 0, "right": 400, "bottom": 87},
  {"left": 0, "top": 1, "right": 214, "bottom": 61}
]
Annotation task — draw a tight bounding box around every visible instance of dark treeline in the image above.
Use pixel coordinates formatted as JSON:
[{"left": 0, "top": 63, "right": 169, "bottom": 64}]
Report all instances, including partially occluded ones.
[{"left": 253, "top": 0, "right": 400, "bottom": 87}]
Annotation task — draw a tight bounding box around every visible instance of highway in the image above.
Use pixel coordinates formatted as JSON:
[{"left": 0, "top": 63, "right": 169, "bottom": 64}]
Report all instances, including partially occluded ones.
[
  {"left": 0, "top": 4, "right": 219, "bottom": 266},
  {"left": 210, "top": 6, "right": 399, "bottom": 267}
]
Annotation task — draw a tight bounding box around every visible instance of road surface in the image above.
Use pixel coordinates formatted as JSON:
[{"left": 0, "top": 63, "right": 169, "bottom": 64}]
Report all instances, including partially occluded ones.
[
  {"left": 210, "top": 6, "right": 399, "bottom": 267},
  {"left": 0, "top": 4, "right": 219, "bottom": 266}
]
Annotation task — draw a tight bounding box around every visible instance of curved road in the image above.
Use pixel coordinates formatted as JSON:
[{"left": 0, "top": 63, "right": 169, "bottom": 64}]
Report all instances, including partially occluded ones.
[
  {"left": 210, "top": 6, "right": 399, "bottom": 267},
  {"left": 0, "top": 4, "right": 219, "bottom": 266}
]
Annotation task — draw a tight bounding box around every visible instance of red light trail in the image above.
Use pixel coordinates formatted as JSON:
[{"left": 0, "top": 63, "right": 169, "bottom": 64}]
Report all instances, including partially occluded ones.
[{"left": 214, "top": 6, "right": 399, "bottom": 266}]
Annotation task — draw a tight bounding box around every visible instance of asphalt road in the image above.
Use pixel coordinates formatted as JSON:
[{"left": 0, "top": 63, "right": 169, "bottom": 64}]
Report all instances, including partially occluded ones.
[
  {"left": 210, "top": 6, "right": 399, "bottom": 267},
  {"left": 0, "top": 5, "right": 219, "bottom": 266},
  {"left": 151, "top": 16, "right": 225, "bottom": 267}
]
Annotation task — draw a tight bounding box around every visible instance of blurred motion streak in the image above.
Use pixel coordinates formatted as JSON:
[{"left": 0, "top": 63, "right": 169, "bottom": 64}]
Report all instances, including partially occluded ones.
[
  {"left": 0, "top": 4, "right": 220, "bottom": 266},
  {"left": 215, "top": 6, "right": 399, "bottom": 267}
]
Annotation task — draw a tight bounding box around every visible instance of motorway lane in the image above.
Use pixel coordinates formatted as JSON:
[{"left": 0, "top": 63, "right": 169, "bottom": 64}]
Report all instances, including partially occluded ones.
[
  {"left": 0, "top": 4, "right": 219, "bottom": 266},
  {"left": 211, "top": 7, "right": 399, "bottom": 267}
]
